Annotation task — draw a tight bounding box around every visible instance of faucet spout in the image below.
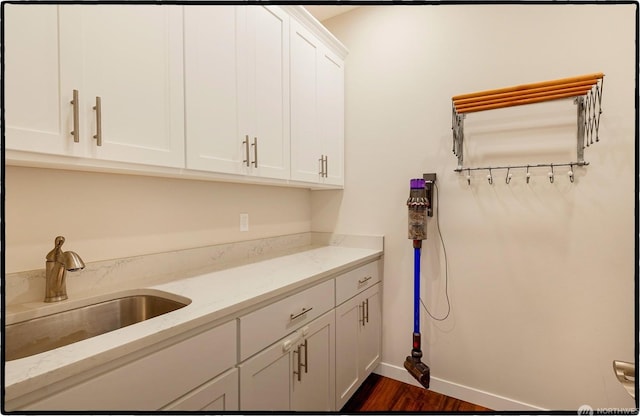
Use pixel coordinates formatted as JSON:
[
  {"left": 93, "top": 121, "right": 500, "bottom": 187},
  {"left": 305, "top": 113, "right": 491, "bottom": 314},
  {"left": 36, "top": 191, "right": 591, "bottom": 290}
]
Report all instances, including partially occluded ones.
[{"left": 44, "top": 236, "right": 85, "bottom": 302}]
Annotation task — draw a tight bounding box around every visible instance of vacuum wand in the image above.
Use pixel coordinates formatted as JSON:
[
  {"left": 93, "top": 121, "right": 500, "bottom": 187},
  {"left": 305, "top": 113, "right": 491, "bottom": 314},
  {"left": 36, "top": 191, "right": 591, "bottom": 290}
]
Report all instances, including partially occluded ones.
[{"left": 404, "top": 178, "right": 431, "bottom": 389}]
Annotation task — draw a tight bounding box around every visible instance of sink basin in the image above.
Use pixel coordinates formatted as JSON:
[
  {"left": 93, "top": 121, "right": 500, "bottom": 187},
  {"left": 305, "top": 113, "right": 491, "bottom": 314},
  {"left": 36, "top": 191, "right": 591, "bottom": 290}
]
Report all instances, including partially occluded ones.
[{"left": 5, "top": 294, "right": 189, "bottom": 361}]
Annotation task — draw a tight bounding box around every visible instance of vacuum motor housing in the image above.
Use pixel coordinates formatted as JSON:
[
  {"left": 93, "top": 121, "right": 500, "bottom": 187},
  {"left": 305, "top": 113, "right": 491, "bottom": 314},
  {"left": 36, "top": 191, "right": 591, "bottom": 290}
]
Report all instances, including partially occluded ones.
[{"left": 407, "top": 178, "right": 429, "bottom": 241}]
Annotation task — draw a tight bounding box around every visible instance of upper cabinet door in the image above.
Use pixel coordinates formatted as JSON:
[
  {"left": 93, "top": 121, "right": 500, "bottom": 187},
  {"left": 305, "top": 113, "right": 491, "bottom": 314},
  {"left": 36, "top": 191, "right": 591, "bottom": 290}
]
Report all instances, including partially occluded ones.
[
  {"left": 290, "top": 19, "right": 322, "bottom": 183},
  {"left": 184, "top": 6, "right": 244, "bottom": 174},
  {"left": 318, "top": 49, "right": 345, "bottom": 186},
  {"left": 4, "top": 5, "right": 84, "bottom": 157},
  {"left": 59, "top": 5, "right": 185, "bottom": 168},
  {"left": 242, "top": 6, "right": 290, "bottom": 180},
  {"left": 290, "top": 19, "right": 345, "bottom": 186}
]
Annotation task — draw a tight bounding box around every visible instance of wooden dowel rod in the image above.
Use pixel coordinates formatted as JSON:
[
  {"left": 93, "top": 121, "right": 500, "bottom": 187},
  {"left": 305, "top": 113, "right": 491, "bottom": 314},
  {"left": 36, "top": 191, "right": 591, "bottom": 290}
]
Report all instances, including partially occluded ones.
[
  {"left": 453, "top": 80, "right": 597, "bottom": 107},
  {"left": 452, "top": 73, "right": 604, "bottom": 101},
  {"left": 456, "top": 90, "right": 589, "bottom": 114},
  {"left": 455, "top": 85, "right": 592, "bottom": 111}
]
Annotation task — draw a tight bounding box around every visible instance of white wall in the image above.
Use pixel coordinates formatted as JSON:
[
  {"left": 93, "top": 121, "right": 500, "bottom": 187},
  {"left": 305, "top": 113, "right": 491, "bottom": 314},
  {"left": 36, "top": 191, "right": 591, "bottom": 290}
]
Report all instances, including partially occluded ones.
[
  {"left": 5, "top": 166, "right": 311, "bottom": 273},
  {"left": 315, "top": 4, "right": 636, "bottom": 410}
]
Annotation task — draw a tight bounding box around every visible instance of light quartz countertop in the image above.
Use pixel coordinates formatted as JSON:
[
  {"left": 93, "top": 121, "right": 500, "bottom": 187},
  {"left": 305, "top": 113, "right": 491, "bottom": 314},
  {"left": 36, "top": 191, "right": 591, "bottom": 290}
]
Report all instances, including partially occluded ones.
[{"left": 4, "top": 242, "right": 383, "bottom": 402}]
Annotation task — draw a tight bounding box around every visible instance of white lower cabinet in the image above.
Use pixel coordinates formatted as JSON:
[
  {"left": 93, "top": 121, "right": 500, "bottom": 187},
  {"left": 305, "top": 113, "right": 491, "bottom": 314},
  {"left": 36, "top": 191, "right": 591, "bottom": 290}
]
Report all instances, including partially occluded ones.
[
  {"left": 335, "top": 282, "right": 382, "bottom": 410},
  {"left": 239, "top": 260, "right": 381, "bottom": 412},
  {"left": 239, "top": 310, "right": 335, "bottom": 411},
  {"left": 8, "top": 259, "right": 382, "bottom": 412},
  {"left": 16, "top": 320, "right": 236, "bottom": 411},
  {"left": 163, "top": 368, "right": 239, "bottom": 411}
]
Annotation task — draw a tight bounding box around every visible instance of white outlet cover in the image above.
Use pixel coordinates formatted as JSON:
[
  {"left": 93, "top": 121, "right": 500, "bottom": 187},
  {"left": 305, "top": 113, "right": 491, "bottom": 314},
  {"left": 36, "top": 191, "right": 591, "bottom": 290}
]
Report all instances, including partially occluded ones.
[{"left": 240, "top": 213, "right": 249, "bottom": 232}]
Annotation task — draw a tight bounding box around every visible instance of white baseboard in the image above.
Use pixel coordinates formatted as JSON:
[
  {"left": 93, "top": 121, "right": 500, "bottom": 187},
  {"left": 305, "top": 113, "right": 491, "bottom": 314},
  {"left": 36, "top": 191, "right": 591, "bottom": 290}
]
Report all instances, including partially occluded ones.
[{"left": 375, "top": 362, "right": 546, "bottom": 411}]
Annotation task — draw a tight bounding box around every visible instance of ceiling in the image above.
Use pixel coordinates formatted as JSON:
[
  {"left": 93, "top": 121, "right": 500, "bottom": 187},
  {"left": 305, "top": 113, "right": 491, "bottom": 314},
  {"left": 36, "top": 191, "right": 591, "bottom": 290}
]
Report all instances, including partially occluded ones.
[{"left": 304, "top": 5, "right": 359, "bottom": 22}]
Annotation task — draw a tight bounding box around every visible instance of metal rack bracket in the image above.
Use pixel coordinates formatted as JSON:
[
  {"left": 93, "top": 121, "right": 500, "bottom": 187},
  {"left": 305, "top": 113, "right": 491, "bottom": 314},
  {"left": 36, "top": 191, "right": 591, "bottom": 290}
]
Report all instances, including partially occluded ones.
[{"left": 451, "top": 73, "right": 604, "bottom": 180}]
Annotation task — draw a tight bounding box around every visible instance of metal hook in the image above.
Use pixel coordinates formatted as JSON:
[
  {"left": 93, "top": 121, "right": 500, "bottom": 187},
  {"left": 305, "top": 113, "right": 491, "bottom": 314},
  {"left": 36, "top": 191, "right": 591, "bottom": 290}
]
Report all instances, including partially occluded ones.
[
  {"left": 487, "top": 168, "right": 493, "bottom": 185},
  {"left": 568, "top": 164, "right": 574, "bottom": 183},
  {"left": 526, "top": 165, "right": 531, "bottom": 184},
  {"left": 505, "top": 168, "right": 512, "bottom": 184},
  {"left": 548, "top": 164, "right": 554, "bottom": 183},
  {"left": 466, "top": 169, "right": 471, "bottom": 186}
]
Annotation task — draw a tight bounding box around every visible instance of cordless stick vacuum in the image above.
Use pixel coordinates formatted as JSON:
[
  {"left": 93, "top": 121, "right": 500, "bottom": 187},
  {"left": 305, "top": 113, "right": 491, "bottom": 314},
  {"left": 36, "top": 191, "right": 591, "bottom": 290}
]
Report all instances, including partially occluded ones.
[{"left": 404, "top": 177, "right": 433, "bottom": 389}]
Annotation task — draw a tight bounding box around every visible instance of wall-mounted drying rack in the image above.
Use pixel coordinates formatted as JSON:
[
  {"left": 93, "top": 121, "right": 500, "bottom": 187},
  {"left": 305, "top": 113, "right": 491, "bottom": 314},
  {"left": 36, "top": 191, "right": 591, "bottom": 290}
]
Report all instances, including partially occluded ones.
[{"left": 451, "top": 73, "right": 604, "bottom": 184}]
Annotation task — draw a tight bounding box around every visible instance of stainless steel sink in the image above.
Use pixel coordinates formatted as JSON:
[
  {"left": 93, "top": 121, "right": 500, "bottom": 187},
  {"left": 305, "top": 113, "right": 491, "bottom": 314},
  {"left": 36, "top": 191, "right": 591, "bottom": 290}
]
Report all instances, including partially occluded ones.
[{"left": 5, "top": 295, "right": 190, "bottom": 361}]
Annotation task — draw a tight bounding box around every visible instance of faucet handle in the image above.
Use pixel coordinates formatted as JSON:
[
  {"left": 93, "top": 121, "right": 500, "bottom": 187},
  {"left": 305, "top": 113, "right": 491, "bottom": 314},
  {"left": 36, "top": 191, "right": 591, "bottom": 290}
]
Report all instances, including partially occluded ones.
[{"left": 47, "top": 236, "right": 67, "bottom": 262}]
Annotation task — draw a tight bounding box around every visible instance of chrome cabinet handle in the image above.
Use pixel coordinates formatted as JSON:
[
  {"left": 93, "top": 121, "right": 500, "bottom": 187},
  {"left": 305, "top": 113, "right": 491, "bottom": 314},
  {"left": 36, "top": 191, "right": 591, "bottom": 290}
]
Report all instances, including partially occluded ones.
[
  {"left": 301, "top": 339, "right": 308, "bottom": 374},
  {"left": 319, "top": 155, "right": 324, "bottom": 176},
  {"left": 290, "top": 307, "right": 313, "bottom": 321},
  {"left": 293, "top": 344, "right": 302, "bottom": 381},
  {"left": 243, "top": 135, "right": 250, "bottom": 167},
  {"left": 359, "top": 302, "right": 365, "bottom": 326},
  {"left": 70, "top": 89, "right": 79, "bottom": 142},
  {"left": 252, "top": 137, "right": 258, "bottom": 167},
  {"left": 324, "top": 155, "right": 328, "bottom": 178},
  {"left": 293, "top": 339, "right": 309, "bottom": 382},
  {"left": 365, "top": 298, "right": 369, "bottom": 324},
  {"left": 92, "top": 96, "right": 102, "bottom": 146},
  {"left": 358, "top": 276, "right": 373, "bottom": 285}
]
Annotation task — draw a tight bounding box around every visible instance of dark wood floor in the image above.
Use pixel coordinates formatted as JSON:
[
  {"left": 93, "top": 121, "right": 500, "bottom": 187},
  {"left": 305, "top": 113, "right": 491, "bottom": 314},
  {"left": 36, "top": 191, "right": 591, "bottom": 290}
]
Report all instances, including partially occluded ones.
[{"left": 341, "top": 373, "right": 492, "bottom": 412}]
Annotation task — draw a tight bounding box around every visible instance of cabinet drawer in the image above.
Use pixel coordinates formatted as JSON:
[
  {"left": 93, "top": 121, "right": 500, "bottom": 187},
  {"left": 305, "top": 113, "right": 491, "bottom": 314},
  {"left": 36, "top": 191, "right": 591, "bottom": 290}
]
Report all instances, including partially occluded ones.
[
  {"left": 239, "top": 279, "right": 334, "bottom": 361},
  {"left": 335, "top": 260, "right": 380, "bottom": 305},
  {"left": 23, "top": 320, "right": 237, "bottom": 411}
]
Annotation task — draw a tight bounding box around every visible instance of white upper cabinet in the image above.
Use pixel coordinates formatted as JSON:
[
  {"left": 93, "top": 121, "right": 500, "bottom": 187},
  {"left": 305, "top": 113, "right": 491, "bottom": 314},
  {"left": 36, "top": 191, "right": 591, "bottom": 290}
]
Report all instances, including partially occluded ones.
[
  {"left": 184, "top": 6, "right": 244, "bottom": 174},
  {"left": 185, "top": 5, "right": 289, "bottom": 180},
  {"left": 290, "top": 18, "right": 345, "bottom": 186},
  {"left": 61, "top": 5, "right": 185, "bottom": 167},
  {"left": 6, "top": 5, "right": 346, "bottom": 187},
  {"left": 243, "top": 6, "right": 290, "bottom": 180},
  {"left": 318, "top": 48, "right": 345, "bottom": 186},
  {"left": 290, "top": 20, "right": 322, "bottom": 183},
  {"left": 4, "top": 5, "right": 78, "bottom": 156},
  {"left": 5, "top": 4, "right": 185, "bottom": 168}
]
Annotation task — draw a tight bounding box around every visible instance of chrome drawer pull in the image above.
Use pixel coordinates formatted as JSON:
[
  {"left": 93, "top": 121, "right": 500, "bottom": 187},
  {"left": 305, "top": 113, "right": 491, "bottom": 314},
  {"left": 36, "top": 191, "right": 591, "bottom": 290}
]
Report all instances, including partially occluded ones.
[
  {"left": 358, "top": 276, "right": 373, "bottom": 285},
  {"left": 290, "top": 307, "right": 313, "bottom": 321}
]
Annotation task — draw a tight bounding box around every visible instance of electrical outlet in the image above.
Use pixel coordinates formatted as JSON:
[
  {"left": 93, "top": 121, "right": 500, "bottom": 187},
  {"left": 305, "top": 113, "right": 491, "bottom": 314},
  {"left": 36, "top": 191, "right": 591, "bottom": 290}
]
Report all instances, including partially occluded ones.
[{"left": 240, "top": 213, "right": 249, "bottom": 232}]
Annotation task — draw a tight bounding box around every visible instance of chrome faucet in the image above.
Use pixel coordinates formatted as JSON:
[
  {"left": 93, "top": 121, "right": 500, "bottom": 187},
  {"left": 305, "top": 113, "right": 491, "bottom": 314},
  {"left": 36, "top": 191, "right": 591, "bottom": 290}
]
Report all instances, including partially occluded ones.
[{"left": 45, "top": 236, "right": 85, "bottom": 302}]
